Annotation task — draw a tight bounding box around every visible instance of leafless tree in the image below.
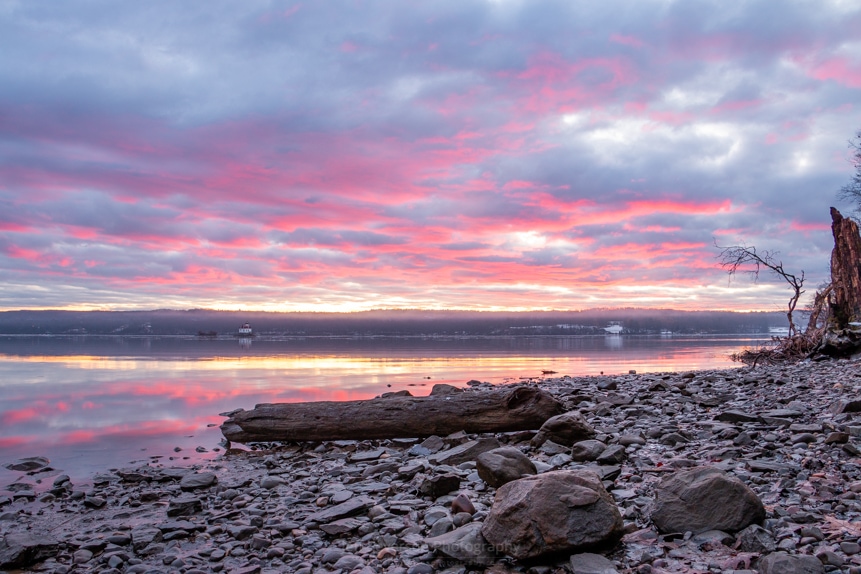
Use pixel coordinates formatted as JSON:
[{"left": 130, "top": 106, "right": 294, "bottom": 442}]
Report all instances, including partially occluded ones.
[
  {"left": 716, "top": 242, "right": 805, "bottom": 337},
  {"left": 837, "top": 129, "right": 861, "bottom": 212}
]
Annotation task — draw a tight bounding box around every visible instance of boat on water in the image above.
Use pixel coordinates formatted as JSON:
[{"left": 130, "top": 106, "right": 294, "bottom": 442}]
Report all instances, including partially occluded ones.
[
  {"left": 603, "top": 323, "right": 623, "bottom": 335},
  {"left": 236, "top": 323, "right": 254, "bottom": 337}
]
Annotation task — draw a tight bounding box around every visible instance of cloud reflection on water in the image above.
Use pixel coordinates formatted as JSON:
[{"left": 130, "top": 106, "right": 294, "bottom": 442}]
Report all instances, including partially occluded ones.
[{"left": 0, "top": 335, "right": 761, "bottom": 488}]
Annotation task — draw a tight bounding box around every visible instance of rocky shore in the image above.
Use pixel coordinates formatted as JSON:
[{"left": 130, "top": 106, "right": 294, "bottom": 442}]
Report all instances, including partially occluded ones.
[{"left": 4, "top": 357, "right": 861, "bottom": 573}]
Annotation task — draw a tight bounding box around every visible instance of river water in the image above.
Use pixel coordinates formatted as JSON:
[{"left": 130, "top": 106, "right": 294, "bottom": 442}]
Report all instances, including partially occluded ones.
[{"left": 0, "top": 334, "right": 766, "bottom": 489}]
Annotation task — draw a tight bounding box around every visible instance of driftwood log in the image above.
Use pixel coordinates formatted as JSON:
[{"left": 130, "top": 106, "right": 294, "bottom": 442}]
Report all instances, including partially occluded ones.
[{"left": 221, "top": 386, "right": 564, "bottom": 443}]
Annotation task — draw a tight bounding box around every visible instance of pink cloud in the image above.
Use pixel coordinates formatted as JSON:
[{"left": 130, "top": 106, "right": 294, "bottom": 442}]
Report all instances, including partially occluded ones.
[
  {"left": 609, "top": 34, "right": 645, "bottom": 48},
  {"left": 497, "top": 51, "right": 638, "bottom": 115},
  {"left": 808, "top": 56, "right": 861, "bottom": 88},
  {"left": 710, "top": 99, "right": 763, "bottom": 115}
]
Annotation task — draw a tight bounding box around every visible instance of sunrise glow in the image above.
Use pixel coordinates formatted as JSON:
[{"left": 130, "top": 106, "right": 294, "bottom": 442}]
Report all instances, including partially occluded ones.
[{"left": 1, "top": 1, "right": 858, "bottom": 312}]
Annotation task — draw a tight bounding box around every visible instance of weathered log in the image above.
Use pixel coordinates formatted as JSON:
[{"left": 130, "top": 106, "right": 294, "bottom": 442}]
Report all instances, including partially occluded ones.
[
  {"left": 220, "top": 386, "right": 565, "bottom": 443},
  {"left": 818, "top": 208, "right": 861, "bottom": 355}
]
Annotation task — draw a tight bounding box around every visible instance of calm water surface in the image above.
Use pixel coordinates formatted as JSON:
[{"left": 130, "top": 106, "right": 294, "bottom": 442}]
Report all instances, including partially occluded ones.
[{"left": 0, "top": 334, "right": 765, "bottom": 490}]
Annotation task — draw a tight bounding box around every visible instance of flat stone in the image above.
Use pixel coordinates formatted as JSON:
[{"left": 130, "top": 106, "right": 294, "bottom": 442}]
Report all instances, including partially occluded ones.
[
  {"left": 425, "top": 522, "right": 499, "bottom": 566},
  {"left": 320, "top": 518, "right": 363, "bottom": 535},
  {"left": 307, "top": 495, "right": 373, "bottom": 523},
  {"left": 130, "top": 526, "right": 162, "bottom": 553},
  {"left": 760, "top": 408, "right": 803, "bottom": 419},
  {"left": 350, "top": 449, "right": 386, "bottom": 462},
  {"left": 180, "top": 471, "right": 217, "bottom": 491},
  {"left": 429, "top": 437, "right": 501, "bottom": 466},
  {"left": 3, "top": 456, "right": 50, "bottom": 472},
  {"left": 743, "top": 459, "right": 798, "bottom": 474},
  {"left": 569, "top": 552, "right": 619, "bottom": 574},
  {"left": 715, "top": 410, "right": 758, "bottom": 423},
  {"left": 419, "top": 435, "right": 445, "bottom": 453}
]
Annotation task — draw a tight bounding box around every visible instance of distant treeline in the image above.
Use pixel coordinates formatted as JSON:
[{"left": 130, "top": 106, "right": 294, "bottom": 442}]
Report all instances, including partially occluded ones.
[{"left": 0, "top": 309, "right": 787, "bottom": 336}]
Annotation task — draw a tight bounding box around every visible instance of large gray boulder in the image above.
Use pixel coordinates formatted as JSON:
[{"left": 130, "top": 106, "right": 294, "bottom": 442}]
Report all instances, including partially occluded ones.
[
  {"left": 481, "top": 469, "right": 623, "bottom": 560},
  {"left": 757, "top": 551, "right": 824, "bottom": 574},
  {"left": 476, "top": 446, "right": 537, "bottom": 488},
  {"left": 532, "top": 411, "right": 596, "bottom": 447},
  {"left": 650, "top": 467, "right": 765, "bottom": 534}
]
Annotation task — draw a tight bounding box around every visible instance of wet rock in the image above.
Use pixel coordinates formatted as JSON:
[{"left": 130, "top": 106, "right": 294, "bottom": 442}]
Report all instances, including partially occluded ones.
[
  {"left": 3, "top": 456, "right": 50, "bottom": 472},
  {"left": 476, "top": 446, "right": 537, "bottom": 487},
  {"left": 12, "top": 360, "right": 861, "bottom": 574},
  {"left": 481, "top": 469, "right": 623, "bottom": 560},
  {"left": 430, "top": 383, "right": 463, "bottom": 395},
  {"left": 0, "top": 533, "right": 60, "bottom": 569},
  {"left": 531, "top": 411, "right": 596, "bottom": 447},
  {"left": 650, "top": 467, "right": 765, "bottom": 534}
]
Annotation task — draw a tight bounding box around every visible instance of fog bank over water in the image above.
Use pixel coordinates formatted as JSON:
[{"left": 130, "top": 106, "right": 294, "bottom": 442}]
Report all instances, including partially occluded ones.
[{"left": 0, "top": 308, "right": 787, "bottom": 336}]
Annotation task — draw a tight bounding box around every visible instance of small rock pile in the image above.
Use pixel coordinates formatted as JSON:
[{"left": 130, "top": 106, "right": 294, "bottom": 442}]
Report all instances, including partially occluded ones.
[{"left": 3, "top": 358, "right": 861, "bottom": 573}]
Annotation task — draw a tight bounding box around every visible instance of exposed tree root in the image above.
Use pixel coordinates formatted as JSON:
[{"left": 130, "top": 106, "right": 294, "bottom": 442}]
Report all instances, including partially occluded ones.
[{"left": 731, "top": 330, "right": 824, "bottom": 367}]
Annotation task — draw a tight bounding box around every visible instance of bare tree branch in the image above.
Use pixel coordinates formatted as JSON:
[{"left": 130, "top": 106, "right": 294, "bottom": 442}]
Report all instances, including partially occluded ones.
[
  {"left": 715, "top": 241, "right": 805, "bottom": 337},
  {"left": 838, "top": 129, "right": 861, "bottom": 211}
]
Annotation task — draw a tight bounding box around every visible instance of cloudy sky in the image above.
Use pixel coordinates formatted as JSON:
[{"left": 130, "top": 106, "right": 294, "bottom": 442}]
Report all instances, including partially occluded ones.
[{"left": 1, "top": 0, "right": 860, "bottom": 312}]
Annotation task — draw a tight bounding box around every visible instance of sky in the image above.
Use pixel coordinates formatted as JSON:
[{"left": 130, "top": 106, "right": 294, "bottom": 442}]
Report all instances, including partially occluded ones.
[{"left": 1, "top": 0, "right": 860, "bottom": 313}]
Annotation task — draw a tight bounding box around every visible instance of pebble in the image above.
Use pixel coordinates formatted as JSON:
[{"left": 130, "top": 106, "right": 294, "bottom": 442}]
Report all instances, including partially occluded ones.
[{"left": 4, "top": 359, "right": 861, "bottom": 573}]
